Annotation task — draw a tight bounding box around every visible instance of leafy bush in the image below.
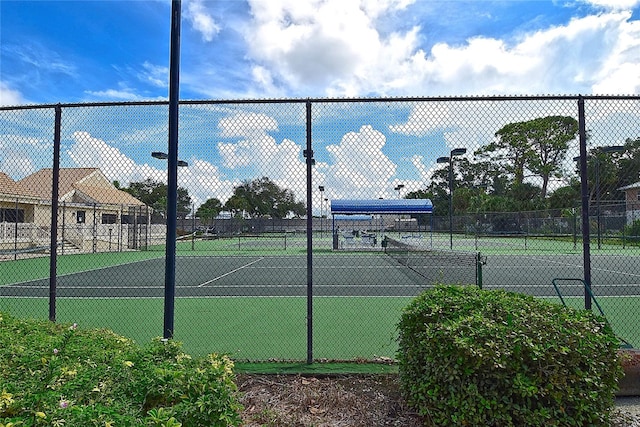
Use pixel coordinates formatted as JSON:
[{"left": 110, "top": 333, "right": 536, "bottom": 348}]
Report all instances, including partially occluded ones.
[
  {"left": 0, "top": 312, "right": 242, "bottom": 426},
  {"left": 397, "top": 285, "right": 622, "bottom": 427},
  {"left": 624, "top": 219, "right": 640, "bottom": 245}
]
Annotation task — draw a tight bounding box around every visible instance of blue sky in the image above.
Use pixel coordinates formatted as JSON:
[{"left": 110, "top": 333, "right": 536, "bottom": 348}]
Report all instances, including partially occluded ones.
[
  {"left": 1, "top": 1, "right": 640, "bottom": 210},
  {"left": 2, "top": 0, "right": 639, "bottom": 103}
]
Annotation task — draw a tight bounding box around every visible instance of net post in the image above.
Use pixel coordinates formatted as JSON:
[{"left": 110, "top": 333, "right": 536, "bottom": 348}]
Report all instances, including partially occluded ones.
[{"left": 476, "top": 252, "right": 483, "bottom": 289}]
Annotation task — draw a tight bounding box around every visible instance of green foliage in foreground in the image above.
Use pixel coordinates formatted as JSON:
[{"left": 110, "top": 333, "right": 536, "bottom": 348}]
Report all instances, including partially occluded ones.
[
  {"left": 397, "top": 285, "right": 623, "bottom": 427},
  {"left": 0, "top": 312, "right": 242, "bottom": 427}
]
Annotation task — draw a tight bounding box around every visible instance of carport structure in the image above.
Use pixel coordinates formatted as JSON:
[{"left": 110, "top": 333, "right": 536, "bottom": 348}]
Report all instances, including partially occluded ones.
[{"left": 329, "top": 199, "right": 433, "bottom": 249}]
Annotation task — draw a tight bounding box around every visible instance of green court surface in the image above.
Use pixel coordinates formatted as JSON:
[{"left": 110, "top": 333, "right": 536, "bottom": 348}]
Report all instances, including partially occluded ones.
[
  {"left": 0, "top": 296, "right": 411, "bottom": 359},
  {"left": 1, "top": 233, "right": 639, "bottom": 362},
  {"left": 1, "top": 294, "right": 637, "bottom": 361}
]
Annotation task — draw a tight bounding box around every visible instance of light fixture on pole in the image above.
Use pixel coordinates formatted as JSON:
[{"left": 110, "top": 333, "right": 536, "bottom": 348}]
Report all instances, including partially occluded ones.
[
  {"left": 394, "top": 184, "right": 405, "bottom": 198},
  {"left": 318, "top": 186, "right": 325, "bottom": 237},
  {"left": 437, "top": 148, "right": 466, "bottom": 249},
  {"left": 153, "top": 151, "right": 189, "bottom": 167}
]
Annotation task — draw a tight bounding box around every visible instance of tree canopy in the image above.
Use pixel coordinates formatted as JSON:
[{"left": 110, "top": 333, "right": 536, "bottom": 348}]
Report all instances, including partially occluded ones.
[
  {"left": 408, "top": 116, "right": 639, "bottom": 219},
  {"left": 196, "top": 198, "right": 223, "bottom": 225},
  {"left": 224, "top": 177, "right": 305, "bottom": 219},
  {"left": 122, "top": 178, "right": 192, "bottom": 219},
  {"left": 475, "top": 115, "right": 578, "bottom": 198}
]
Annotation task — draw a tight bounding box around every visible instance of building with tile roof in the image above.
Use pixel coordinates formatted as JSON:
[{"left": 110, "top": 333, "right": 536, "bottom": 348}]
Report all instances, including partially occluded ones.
[{"left": 1, "top": 168, "right": 151, "bottom": 253}]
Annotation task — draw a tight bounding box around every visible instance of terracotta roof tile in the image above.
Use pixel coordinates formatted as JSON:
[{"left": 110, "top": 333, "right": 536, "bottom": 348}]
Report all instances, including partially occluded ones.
[
  {"left": 16, "top": 168, "right": 145, "bottom": 207},
  {"left": 18, "top": 168, "right": 99, "bottom": 199},
  {"left": 74, "top": 184, "right": 146, "bottom": 206},
  {"left": 0, "top": 172, "right": 40, "bottom": 198}
]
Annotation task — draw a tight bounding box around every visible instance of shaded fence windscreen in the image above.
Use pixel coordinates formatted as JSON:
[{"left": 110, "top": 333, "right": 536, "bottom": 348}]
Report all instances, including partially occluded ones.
[{"left": 1, "top": 95, "right": 640, "bottom": 362}]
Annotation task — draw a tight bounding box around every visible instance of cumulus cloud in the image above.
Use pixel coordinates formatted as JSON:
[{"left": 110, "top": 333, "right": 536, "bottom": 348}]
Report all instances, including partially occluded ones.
[
  {"left": 0, "top": 146, "right": 37, "bottom": 179},
  {"left": 0, "top": 133, "right": 53, "bottom": 179},
  {"left": 67, "top": 131, "right": 163, "bottom": 184},
  {"left": 245, "top": 0, "right": 418, "bottom": 95},
  {"left": 324, "top": 125, "right": 397, "bottom": 198},
  {"left": 242, "top": 1, "right": 639, "bottom": 97},
  {"left": 216, "top": 112, "right": 311, "bottom": 203},
  {"left": 65, "top": 131, "right": 238, "bottom": 208},
  {"left": 0, "top": 82, "right": 26, "bottom": 106},
  {"left": 584, "top": 0, "right": 640, "bottom": 10}
]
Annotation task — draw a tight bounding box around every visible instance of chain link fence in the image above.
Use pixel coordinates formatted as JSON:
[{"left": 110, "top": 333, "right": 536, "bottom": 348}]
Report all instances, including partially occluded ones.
[{"left": 1, "top": 95, "right": 639, "bottom": 361}]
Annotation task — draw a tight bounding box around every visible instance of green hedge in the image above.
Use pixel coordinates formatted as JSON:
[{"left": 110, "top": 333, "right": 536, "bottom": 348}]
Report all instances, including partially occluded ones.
[
  {"left": 397, "top": 285, "right": 622, "bottom": 426},
  {"left": 0, "top": 312, "right": 242, "bottom": 426}
]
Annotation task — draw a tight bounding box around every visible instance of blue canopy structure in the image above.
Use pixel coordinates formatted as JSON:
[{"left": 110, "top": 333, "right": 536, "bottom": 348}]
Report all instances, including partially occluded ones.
[
  {"left": 329, "top": 199, "right": 434, "bottom": 250},
  {"left": 330, "top": 199, "right": 433, "bottom": 215}
]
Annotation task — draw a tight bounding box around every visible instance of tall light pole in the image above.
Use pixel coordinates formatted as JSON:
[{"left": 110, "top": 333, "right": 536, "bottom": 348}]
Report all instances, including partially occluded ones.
[
  {"left": 574, "top": 145, "right": 623, "bottom": 250},
  {"left": 437, "top": 148, "right": 466, "bottom": 250},
  {"left": 324, "top": 197, "right": 328, "bottom": 237},
  {"left": 318, "top": 186, "right": 325, "bottom": 237},
  {"left": 152, "top": 148, "right": 188, "bottom": 339}
]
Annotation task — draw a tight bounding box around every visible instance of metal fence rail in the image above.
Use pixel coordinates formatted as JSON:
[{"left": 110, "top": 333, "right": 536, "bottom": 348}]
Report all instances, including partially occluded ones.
[{"left": 1, "top": 95, "right": 639, "bottom": 362}]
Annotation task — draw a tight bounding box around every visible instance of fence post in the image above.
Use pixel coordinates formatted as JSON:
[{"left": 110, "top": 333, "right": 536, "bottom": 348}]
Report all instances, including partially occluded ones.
[
  {"left": 14, "top": 197, "right": 18, "bottom": 260},
  {"left": 305, "top": 100, "right": 314, "bottom": 364},
  {"left": 578, "top": 96, "right": 592, "bottom": 310},
  {"left": 163, "top": 0, "right": 182, "bottom": 340},
  {"left": 92, "top": 202, "right": 97, "bottom": 253},
  {"left": 49, "top": 105, "right": 62, "bottom": 322}
]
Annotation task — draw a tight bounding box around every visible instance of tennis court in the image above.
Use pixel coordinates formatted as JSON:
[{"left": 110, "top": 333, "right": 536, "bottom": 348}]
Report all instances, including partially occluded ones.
[
  {"left": 0, "top": 251, "right": 476, "bottom": 299},
  {"left": 2, "top": 248, "right": 639, "bottom": 299},
  {"left": 1, "top": 238, "right": 639, "bottom": 358}
]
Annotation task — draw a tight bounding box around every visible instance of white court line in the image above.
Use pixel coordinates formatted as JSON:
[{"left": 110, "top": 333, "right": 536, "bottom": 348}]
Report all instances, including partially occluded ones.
[
  {"left": 2, "top": 256, "right": 164, "bottom": 287},
  {"left": 197, "top": 257, "right": 265, "bottom": 287}
]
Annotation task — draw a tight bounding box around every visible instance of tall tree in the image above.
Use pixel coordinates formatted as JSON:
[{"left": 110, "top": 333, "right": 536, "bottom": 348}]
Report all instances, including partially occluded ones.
[
  {"left": 476, "top": 116, "right": 578, "bottom": 198},
  {"left": 122, "top": 178, "right": 192, "bottom": 219},
  {"left": 547, "top": 180, "right": 581, "bottom": 210},
  {"left": 618, "top": 138, "right": 640, "bottom": 188},
  {"left": 224, "top": 177, "right": 305, "bottom": 219},
  {"left": 196, "top": 198, "right": 223, "bottom": 225}
]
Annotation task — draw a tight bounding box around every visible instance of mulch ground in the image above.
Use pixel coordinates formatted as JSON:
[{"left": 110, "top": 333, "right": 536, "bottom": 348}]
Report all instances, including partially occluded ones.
[{"left": 237, "top": 374, "right": 423, "bottom": 427}]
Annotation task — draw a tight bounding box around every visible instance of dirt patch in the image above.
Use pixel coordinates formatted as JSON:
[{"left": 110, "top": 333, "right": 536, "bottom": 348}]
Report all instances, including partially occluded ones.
[
  {"left": 237, "top": 374, "right": 423, "bottom": 427},
  {"left": 237, "top": 374, "right": 640, "bottom": 427}
]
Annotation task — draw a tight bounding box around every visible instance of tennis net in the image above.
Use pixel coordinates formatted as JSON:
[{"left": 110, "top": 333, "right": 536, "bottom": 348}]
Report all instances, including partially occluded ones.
[{"left": 383, "top": 236, "right": 485, "bottom": 286}]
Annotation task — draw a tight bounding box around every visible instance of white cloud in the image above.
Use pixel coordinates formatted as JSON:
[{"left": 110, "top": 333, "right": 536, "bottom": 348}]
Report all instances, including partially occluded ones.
[
  {"left": 584, "top": 0, "right": 640, "bottom": 10},
  {"left": 242, "top": 1, "right": 639, "bottom": 97},
  {"left": 84, "top": 88, "right": 143, "bottom": 101},
  {"left": 0, "top": 145, "right": 37, "bottom": 179},
  {"left": 186, "top": 0, "right": 221, "bottom": 42},
  {"left": 215, "top": 112, "right": 311, "bottom": 203},
  {"left": 245, "top": 0, "right": 400, "bottom": 95},
  {"left": 67, "top": 131, "right": 162, "bottom": 184},
  {"left": 0, "top": 82, "right": 26, "bottom": 106},
  {"left": 176, "top": 158, "right": 236, "bottom": 207},
  {"left": 324, "top": 125, "right": 397, "bottom": 199},
  {"left": 395, "top": 11, "right": 639, "bottom": 96},
  {"left": 218, "top": 112, "right": 278, "bottom": 139},
  {"left": 65, "top": 131, "right": 238, "bottom": 208},
  {"left": 0, "top": 134, "right": 52, "bottom": 179},
  {"left": 217, "top": 112, "right": 279, "bottom": 168}
]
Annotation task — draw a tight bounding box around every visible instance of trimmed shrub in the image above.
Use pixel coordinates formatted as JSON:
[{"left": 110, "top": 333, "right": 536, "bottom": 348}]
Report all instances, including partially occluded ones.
[
  {"left": 397, "top": 285, "right": 622, "bottom": 427},
  {"left": 0, "top": 312, "right": 242, "bottom": 426}
]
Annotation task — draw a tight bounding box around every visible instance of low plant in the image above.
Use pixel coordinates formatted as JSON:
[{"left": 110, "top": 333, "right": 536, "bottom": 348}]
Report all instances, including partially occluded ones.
[
  {"left": 396, "top": 285, "right": 623, "bottom": 426},
  {"left": 0, "top": 312, "right": 242, "bottom": 426}
]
